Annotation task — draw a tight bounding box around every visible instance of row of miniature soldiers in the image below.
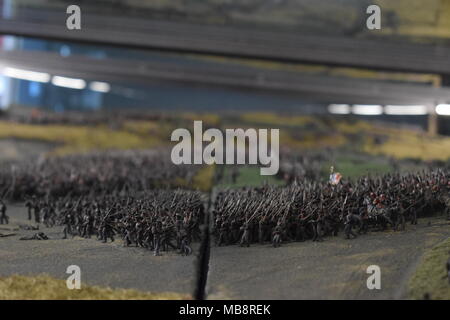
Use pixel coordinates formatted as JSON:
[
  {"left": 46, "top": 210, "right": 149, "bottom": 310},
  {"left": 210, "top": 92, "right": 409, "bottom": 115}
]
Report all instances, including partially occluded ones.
[
  {"left": 25, "top": 196, "right": 57, "bottom": 226},
  {"left": 55, "top": 196, "right": 198, "bottom": 257}
]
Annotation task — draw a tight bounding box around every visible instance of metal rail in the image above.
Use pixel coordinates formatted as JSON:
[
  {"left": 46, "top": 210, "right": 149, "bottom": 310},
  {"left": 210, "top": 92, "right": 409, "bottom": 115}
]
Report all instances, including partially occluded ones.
[
  {"left": 1, "top": 49, "right": 449, "bottom": 105},
  {"left": 1, "top": 9, "right": 450, "bottom": 75}
]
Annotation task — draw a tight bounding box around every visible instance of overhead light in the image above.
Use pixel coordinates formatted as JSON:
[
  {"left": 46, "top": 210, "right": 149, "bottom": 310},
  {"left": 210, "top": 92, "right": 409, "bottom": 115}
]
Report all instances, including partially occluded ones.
[
  {"left": 352, "top": 105, "right": 383, "bottom": 115},
  {"left": 384, "top": 105, "right": 428, "bottom": 115},
  {"left": 328, "top": 104, "right": 350, "bottom": 114},
  {"left": 52, "top": 76, "right": 86, "bottom": 90},
  {"left": 436, "top": 104, "right": 450, "bottom": 116},
  {"left": 2, "top": 67, "right": 50, "bottom": 83},
  {"left": 89, "top": 81, "right": 110, "bottom": 93},
  {"left": 0, "top": 76, "right": 4, "bottom": 94}
]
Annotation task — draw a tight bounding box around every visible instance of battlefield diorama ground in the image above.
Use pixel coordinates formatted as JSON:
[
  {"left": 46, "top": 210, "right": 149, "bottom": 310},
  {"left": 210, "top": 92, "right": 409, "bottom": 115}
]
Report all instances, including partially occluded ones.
[
  {"left": 1, "top": 203, "right": 449, "bottom": 299},
  {"left": 0, "top": 115, "right": 449, "bottom": 300},
  {"left": 0, "top": 204, "right": 197, "bottom": 296},
  {"left": 208, "top": 217, "right": 450, "bottom": 299}
]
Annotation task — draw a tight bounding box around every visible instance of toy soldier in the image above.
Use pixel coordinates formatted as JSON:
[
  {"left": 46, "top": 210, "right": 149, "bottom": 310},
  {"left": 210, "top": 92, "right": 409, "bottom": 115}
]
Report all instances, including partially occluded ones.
[
  {"left": 311, "top": 215, "right": 323, "bottom": 242},
  {"left": 100, "top": 215, "right": 115, "bottom": 243},
  {"left": 33, "top": 200, "right": 41, "bottom": 224},
  {"left": 152, "top": 221, "right": 162, "bottom": 256},
  {"left": 216, "top": 219, "right": 229, "bottom": 247},
  {"left": 344, "top": 209, "right": 358, "bottom": 239},
  {"left": 25, "top": 197, "right": 34, "bottom": 220},
  {"left": 295, "top": 213, "right": 307, "bottom": 241},
  {"left": 123, "top": 218, "right": 134, "bottom": 247},
  {"left": 230, "top": 218, "right": 239, "bottom": 244},
  {"left": 396, "top": 202, "right": 406, "bottom": 231},
  {"left": 408, "top": 204, "right": 418, "bottom": 225},
  {"left": 358, "top": 207, "right": 368, "bottom": 234},
  {"left": 272, "top": 221, "right": 282, "bottom": 248},
  {"left": 160, "top": 220, "right": 177, "bottom": 251},
  {"left": 135, "top": 221, "right": 144, "bottom": 247},
  {"left": 441, "top": 193, "right": 450, "bottom": 220},
  {"left": 46, "top": 203, "right": 56, "bottom": 227},
  {"left": 258, "top": 217, "right": 267, "bottom": 244},
  {"left": 81, "top": 212, "right": 93, "bottom": 238},
  {"left": 0, "top": 200, "right": 8, "bottom": 225},
  {"left": 446, "top": 251, "right": 450, "bottom": 284},
  {"left": 239, "top": 221, "right": 251, "bottom": 247},
  {"left": 179, "top": 228, "right": 192, "bottom": 256},
  {"left": 175, "top": 216, "right": 183, "bottom": 248},
  {"left": 142, "top": 220, "right": 153, "bottom": 250},
  {"left": 62, "top": 212, "right": 73, "bottom": 239},
  {"left": 41, "top": 205, "right": 50, "bottom": 227}
]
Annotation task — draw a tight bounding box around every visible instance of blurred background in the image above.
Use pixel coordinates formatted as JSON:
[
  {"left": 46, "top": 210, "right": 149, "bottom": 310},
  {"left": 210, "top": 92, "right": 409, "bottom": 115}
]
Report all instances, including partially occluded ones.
[
  {"left": 0, "top": 0, "right": 449, "bottom": 176},
  {"left": 1, "top": 1, "right": 450, "bottom": 301}
]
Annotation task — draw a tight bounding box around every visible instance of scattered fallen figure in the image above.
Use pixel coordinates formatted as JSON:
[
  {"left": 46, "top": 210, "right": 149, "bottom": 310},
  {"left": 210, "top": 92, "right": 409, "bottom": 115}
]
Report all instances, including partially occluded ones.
[
  {"left": 20, "top": 232, "right": 49, "bottom": 240},
  {"left": 19, "top": 224, "right": 39, "bottom": 231},
  {"left": 0, "top": 232, "right": 16, "bottom": 237}
]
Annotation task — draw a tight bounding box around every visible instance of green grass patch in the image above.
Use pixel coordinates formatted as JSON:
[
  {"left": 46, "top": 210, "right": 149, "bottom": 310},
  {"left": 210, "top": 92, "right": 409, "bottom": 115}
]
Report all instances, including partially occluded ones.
[
  {"left": 328, "top": 155, "right": 393, "bottom": 180},
  {"left": 217, "top": 166, "right": 285, "bottom": 189},
  {"left": 0, "top": 274, "right": 190, "bottom": 300},
  {"left": 408, "top": 237, "right": 450, "bottom": 300}
]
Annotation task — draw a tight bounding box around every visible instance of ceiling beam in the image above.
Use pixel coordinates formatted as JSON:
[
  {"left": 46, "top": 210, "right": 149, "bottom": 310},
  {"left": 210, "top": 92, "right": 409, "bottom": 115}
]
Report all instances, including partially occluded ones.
[
  {"left": 1, "top": 9, "right": 450, "bottom": 75},
  {"left": 1, "top": 49, "right": 450, "bottom": 105}
]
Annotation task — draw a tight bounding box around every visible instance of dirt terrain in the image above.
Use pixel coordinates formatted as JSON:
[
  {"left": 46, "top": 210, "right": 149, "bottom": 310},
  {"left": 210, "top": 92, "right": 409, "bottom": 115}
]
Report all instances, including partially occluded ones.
[
  {"left": 1, "top": 201, "right": 449, "bottom": 299},
  {"left": 207, "top": 216, "right": 450, "bottom": 299},
  {"left": 0, "top": 204, "right": 198, "bottom": 296}
]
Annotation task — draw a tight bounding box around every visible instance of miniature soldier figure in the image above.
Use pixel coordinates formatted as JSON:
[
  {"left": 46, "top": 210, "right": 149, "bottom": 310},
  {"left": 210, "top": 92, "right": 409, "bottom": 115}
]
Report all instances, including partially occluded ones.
[
  {"left": 258, "top": 217, "right": 266, "bottom": 244},
  {"left": 239, "top": 221, "right": 251, "bottom": 247},
  {"left": 396, "top": 203, "right": 406, "bottom": 231},
  {"left": 179, "top": 228, "right": 192, "bottom": 256},
  {"left": 25, "top": 197, "right": 33, "bottom": 220},
  {"left": 312, "top": 214, "right": 324, "bottom": 242},
  {"left": 447, "top": 251, "right": 450, "bottom": 284},
  {"left": 62, "top": 213, "right": 73, "bottom": 239},
  {"left": 81, "top": 212, "right": 93, "bottom": 238},
  {"left": 217, "top": 220, "right": 229, "bottom": 247},
  {"left": 344, "top": 209, "right": 358, "bottom": 239},
  {"left": 143, "top": 226, "right": 153, "bottom": 250},
  {"left": 409, "top": 205, "right": 418, "bottom": 225},
  {"left": 33, "top": 200, "right": 41, "bottom": 224},
  {"left": 0, "top": 200, "right": 8, "bottom": 224},
  {"left": 296, "top": 213, "right": 308, "bottom": 241},
  {"left": 443, "top": 194, "right": 450, "bottom": 221},
  {"left": 41, "top": 205, "right": 50, "bottom": 227},
  {"left": 123, "top": 219, "right": 134, "bottom": 247},
  {"left": 100, "top": 216, "right": 115, "bottom": 243},
  {"left": 135, "top": 221, "right": 145, "bottom": 247},
  {"left": 230, "top": 218, "right": 239, "bottom": 244},
  {"left": 358, "top": 207, "right": 368, "bottom": 234},
  {"left": 152, "top": 221, "right": 162, "bottom": 256},
  {"left": 272, "top": 221, "right": 282, "bottom": 248}
]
